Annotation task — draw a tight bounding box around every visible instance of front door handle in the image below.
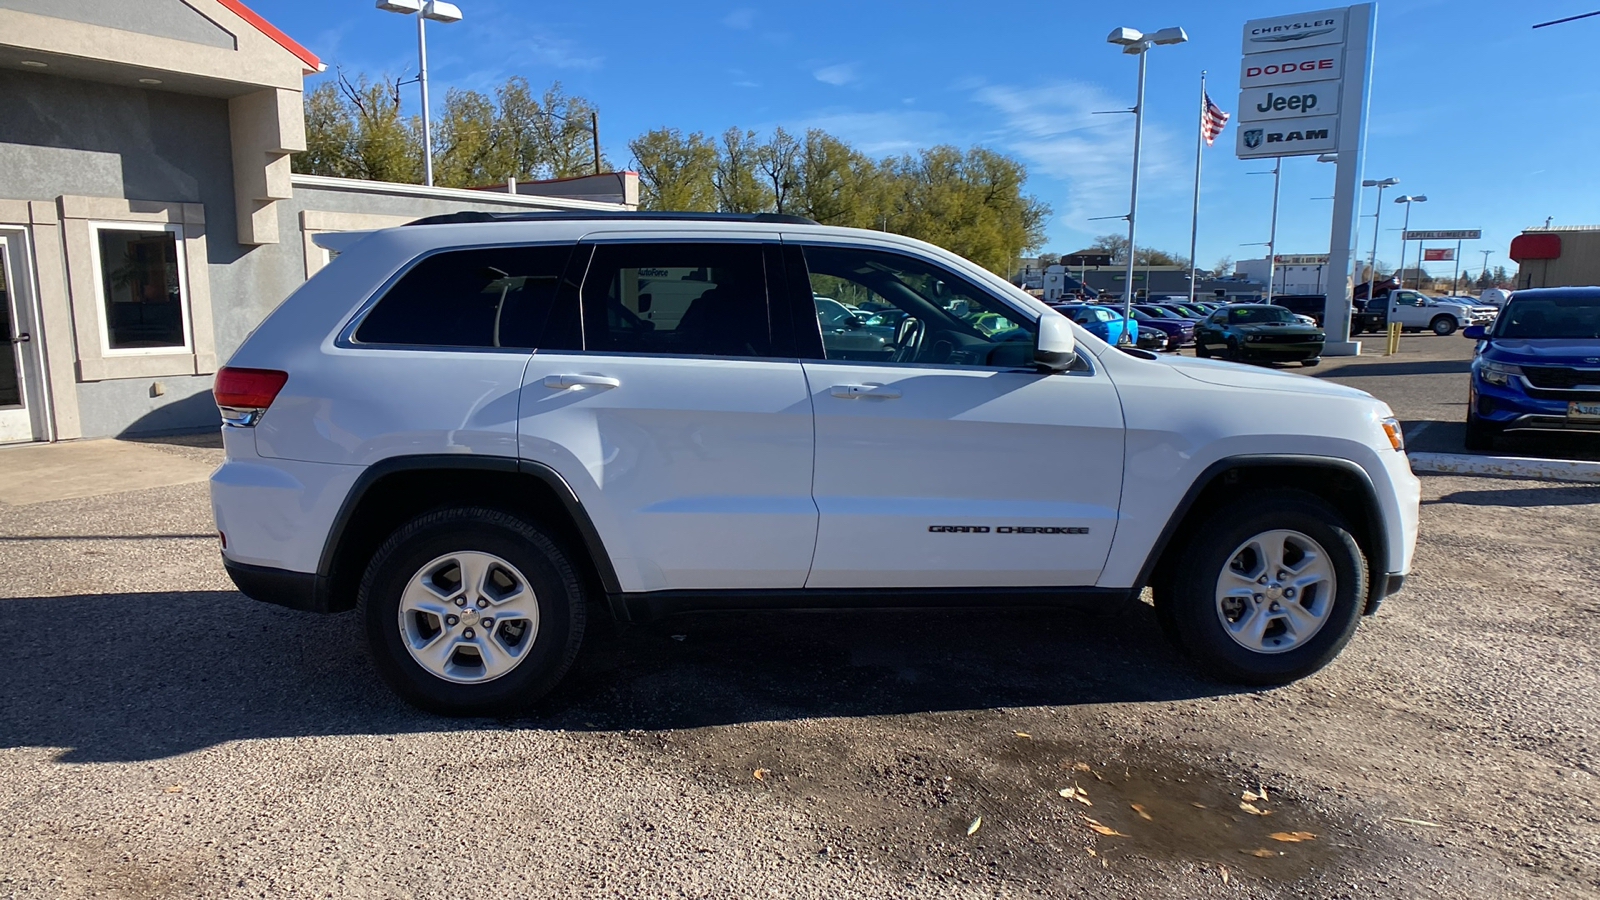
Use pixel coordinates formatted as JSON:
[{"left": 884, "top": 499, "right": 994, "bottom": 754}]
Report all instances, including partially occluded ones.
[
  {"left": 830, "top": 383, "right": 901, "bottom": 399},
  {"left": 9, "top": 332, "right": 27, "bottom": 344},
  {"left": 543, "top": 374, "right": 620, "bottom": 390}
]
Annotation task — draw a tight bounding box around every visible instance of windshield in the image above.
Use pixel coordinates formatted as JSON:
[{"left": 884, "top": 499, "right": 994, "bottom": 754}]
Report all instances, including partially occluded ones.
[
  {"left": 1494, "top": 295, "right": 1600, "bottom": 339},
  {"left": 1230, "top": 306, "right": 1299, "bottom": 325}
]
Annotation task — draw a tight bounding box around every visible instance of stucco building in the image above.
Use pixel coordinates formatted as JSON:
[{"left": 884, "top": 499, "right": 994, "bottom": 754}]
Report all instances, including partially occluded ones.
[{"left": 0, "top": 0, "right": 633, "bottom": 443}]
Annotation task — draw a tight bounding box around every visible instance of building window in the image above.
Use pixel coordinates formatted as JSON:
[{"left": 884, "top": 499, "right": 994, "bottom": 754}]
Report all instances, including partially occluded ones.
[{"left": 91, "top": 224, "right": 190, "bottom": 353}]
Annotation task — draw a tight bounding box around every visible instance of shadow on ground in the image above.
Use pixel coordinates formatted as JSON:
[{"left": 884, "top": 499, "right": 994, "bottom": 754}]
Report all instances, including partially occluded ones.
[
  {"left": 1310, "top": 358, "right": 1473, "bottom": 379},
  {"left": 0, "top": 591, "right": 1236, "bottom": 762},
  {"left": 1424, "top": 484, "right": 1600, "bottom": 507}
]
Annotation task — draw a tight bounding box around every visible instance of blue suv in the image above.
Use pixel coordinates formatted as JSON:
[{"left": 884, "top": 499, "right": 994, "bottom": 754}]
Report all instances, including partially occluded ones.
[{"left": 1463, "top": 287, "right": 1600, "bottom": 450}]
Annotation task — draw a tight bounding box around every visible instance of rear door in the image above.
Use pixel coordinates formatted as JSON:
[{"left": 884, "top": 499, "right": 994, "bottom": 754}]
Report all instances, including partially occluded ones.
[
  {"left": 785, "top": 239, "right": 1125, "bottom": 589},
  {"left": 516, "top": 233, "right": 818, "bottom": 592}
]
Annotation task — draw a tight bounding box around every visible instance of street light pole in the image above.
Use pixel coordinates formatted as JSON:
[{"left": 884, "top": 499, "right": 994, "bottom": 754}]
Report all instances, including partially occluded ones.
[
  {"left": 377, "top": 0, "right": 463, "bottom": 187},
  {"left": 1266, "top": 157, "right": 1282, "bottom": 299},
  {"left": 1393, "top": 194, "right": 1427, "bottom": 290},
  {"left": 1107, "top": 25, "right": 1186, "bottom": 342},
  {"left": 1362, "top": 178, "right": 1397, "bottom": 302}
]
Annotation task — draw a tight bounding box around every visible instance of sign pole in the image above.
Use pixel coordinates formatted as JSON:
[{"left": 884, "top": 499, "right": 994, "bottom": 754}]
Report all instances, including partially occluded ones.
[
  {"left": 1453, "top": 239, "right": 1462, "bottom": 293},
  {"left": 1266, "top": 157, "right": 1281, "bottom": 300},
  {"left": 1322, "top": 2, "right": 1374, "bottom": 355}
]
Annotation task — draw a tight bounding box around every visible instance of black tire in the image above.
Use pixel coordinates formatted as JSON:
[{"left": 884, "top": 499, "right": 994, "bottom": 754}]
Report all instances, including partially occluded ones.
[
  {"left": 1226, "top": 337, "right": 1242, "bottom": 361},
  {"left": 1300, "top": 358, "right": 1321, "bottom": 368},
  {"left": 1194, "top": 340, "right": 1212, "bottom": 358},
  {"left": 1463, "top": 413, "right": 1499, "bottom": 452},
  {"left": 1154, "top": 490, "right": 1367, "bottom": 685},
  {"left": 358, "top": 507, "right": 587, "bottom": 716},
  {"left": 1430, "top": 316, "right": 1456, "bottom": 336}
]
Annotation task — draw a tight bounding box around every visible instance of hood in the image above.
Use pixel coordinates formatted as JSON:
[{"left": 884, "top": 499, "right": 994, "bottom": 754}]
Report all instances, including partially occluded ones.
[
  {"left": 1159, "top": 354, "right": 1375, "bottom": 399},
  {"left": 1482, "top": 338, "right": 1600, "bottom": 364},
  {"left": 1234, "top": 321, "right": 1323, "bottom": 335}
]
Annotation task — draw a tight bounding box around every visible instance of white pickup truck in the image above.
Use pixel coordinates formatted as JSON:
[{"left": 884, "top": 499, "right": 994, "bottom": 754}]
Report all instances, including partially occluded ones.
[{"left": 1386, "top": 289, "right": 1497, "bottom": 335}]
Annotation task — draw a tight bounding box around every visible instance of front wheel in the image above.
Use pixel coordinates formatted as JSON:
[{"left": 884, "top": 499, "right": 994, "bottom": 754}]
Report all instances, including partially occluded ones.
[
  {"left": 1300, "top": 358, "right": 1321, "bottom": 368},
  {"left": 1430, "top": 316, "right": 1457, "bottom": 336},
  {"left": 1464, "top": 413, "right": 1500, "bottom": 452},
  {"left": 1155, "top": 490, "right": 1367, "bottom": 685},
  {"left": 1226, "top": 338, "right": 1243, "bottom": 361},
  {"left": 1194, "top": 340, "right": 1212, "bottom": 358},
  {"left": 358, "top": 507, "right": 587, "bottom": 715}
]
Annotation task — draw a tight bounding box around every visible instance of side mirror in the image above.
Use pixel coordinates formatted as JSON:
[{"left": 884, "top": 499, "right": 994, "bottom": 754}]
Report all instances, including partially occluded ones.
[
  {"left": 1034, "top": 313, "right": 1078, "bottom": 371},
  {"left": 844, "top": 316, "right": 862, "bottom": 330},
  {"left": 1462, "top": 324, "right": 1487, "bottom": 339}
]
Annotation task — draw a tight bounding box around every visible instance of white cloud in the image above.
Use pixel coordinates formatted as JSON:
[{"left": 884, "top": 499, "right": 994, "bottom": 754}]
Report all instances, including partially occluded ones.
[
  {"left": 972, "top": 80, "right": 1184, "bottom": 233},
  {"left": 813, "top": 63, "right": 860, "bottom": 87},
  {"left": 795, "top": 109, "right": 951, "bottom": 155},
  {"left": 722, "top": 8, "right": 756, "bottom": 29}
]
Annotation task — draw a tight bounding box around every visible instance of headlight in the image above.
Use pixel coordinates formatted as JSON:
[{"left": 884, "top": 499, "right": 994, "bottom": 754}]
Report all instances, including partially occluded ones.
[
  {"left": 1380, "top": 416, "right": 1404, "bottom": 452},
  {"left": 1480, "top": 360, "right": 1523, "bottom": 387},
  {"left": 1246, "top": 334, "right": 1262, "bottom": 342}
]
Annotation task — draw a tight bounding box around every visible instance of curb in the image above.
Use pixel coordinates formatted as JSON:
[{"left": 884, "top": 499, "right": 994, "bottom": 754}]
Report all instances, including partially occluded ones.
[{"left": 1407, "top": 452, "right": 1600, "bottom": 484}]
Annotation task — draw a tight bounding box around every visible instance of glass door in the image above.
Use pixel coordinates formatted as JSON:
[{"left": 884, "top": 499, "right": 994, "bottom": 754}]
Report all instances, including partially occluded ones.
[{"left": 0, "top": 234, "right": 40, "bottom": 443}]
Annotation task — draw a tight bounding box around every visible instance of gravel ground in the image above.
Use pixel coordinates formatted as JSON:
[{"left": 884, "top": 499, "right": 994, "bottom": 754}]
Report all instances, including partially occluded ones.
[{"left": 1, "top": 440, "right": 1597, "bottom": 898}]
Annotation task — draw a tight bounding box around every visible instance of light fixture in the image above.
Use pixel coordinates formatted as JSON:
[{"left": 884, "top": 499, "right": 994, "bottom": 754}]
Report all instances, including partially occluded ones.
[
  {"left": 20, "top": 60, "right": 47, "bottom": 67},
  {"left": 422, "top": 1, "right": 462, "bottom": 23},
  {"left": 138, "top": 77, "right": 162, "bottom": 85},
  {"left": 1362, "top": 177, "right": 1399, "bottom": 187}
]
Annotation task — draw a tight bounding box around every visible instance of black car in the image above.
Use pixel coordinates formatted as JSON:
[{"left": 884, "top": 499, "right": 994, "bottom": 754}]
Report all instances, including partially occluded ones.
[{"left": 1194, "top": 304, "right": 1325, "bottom": 366}]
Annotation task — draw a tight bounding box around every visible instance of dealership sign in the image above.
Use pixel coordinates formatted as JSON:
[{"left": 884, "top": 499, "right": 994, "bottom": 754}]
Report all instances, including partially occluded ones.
[
  {"left": 1237, "top": 7, "right": 1352, "bottom": 159},
  {"left": 1274, "top": 254, "right": 1331, "bottom": 265},
  {"left": 1241, "top": 7, "right": 1348, "bottom": 54},
  {"left": 1238, "top": 115, "right": 1339, "bottom": 155},
  {"left": 1422, "top": 248, "right": 1455, "bottom": 261},
  {"left": 1403, "top": 229, "right": 1483, "bottom": 241},
  {"left": 1239, "top": 47, "right": 1343, "bottom": 89}
]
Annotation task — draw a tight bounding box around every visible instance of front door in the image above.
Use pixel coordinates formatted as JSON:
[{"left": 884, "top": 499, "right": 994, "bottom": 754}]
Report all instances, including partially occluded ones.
[
  {"left": 787, "top": 240, "right": 1126, "bottom": 589},
  {"left": 0, "top": 233, "right": 42, "bottom": 443}
]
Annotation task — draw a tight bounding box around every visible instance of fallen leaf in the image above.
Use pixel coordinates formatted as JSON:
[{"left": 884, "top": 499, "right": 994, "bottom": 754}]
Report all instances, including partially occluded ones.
[
  {"left": 1269, "top": 831, "right": 1317, "bottom": 843},
  {"left": 670, "top": 634, "right": 687, "bottom": 642},
  {"left": 162, "top": 785, "right": 182, "bottom": 794},
  {"left": 1101, "top": 858, "right": 1108, "bottom": 868},
  {"left": 1086, "top": 847, "right": 1097, "bottom": 858},
  {"left": 1073, "top": 762, "right": 1092, "bottom": 772},
  {"left": 1258, "top": 784, "right": 1270, "bottom": 803},
  {"left": 752, "top": 768, "right": 768, "bottom": 780},
  {"left": 1242, "top": 790, "right": 1262, "bottom": 803},
  {"left": 1239, "top": 802, "right": 1272, "bottom": 816},
  {"left": 966, "top": 816, "right": 982, "bottom": 836},
  {"left": 1014, "top": 731, "right": 1032, "bottom": 739},
  {"left": 1243, "top": 848, "right": 1278, "bottom": 858},
  {"left": 1191, "top": 802, "right": 1208, "bottom": 809},
  {"left": 1389, "top": 816, "right": 1444, "bottom": 828},
  {"left": 1082, "top": 817, "right": 1127, "bottom": 837},
  {"left": 1220, "top": 865, "right": 1230, "bottom": 884},
  {"left": 1130, "top": 803, "right": 1152, "bottom": 821},
  {"left": 1058, "top": 785, "right": 1092, "bottom": 806}
]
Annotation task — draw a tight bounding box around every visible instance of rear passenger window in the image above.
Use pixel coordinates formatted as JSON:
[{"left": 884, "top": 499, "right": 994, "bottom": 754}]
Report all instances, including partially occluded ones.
[
  {"left": 354, "top": 244, "right": 577, "bottom": 349},
  {"left": 580, "top": 242, "right": 771, "bottom": 357}
]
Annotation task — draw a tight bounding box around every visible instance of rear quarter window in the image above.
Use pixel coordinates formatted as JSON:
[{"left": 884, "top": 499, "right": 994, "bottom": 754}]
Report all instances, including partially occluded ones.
[{"left": 354, "top": 244, "right": 577, "bottom": 349}]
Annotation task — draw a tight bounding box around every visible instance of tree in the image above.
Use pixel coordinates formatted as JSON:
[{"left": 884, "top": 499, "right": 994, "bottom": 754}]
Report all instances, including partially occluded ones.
[
  {"left": 1090, "top": 233, "right": 1184, "bottom": 267},
  {"left": 629, "top": 128, "right": 718, "bottom": 211},
  {"left": 1211, "top": 255, "right": 1234, "bottom": 277},
  {"left": 712, "top": 128, "right": 767, "bottom": 213},
  {"left": 755, "top": 127, "right": 801, "bottom": 214},
  {"left": 1037, "top": 253, "right": 1062, "bottom": 267},
  {"left": 1492, "top": 265, "right": 1511, "bottom": 287}
]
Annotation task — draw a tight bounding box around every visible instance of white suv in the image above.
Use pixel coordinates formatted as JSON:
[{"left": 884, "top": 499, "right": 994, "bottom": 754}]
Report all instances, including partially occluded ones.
[{"left": 210, "top": 212, "right": 1419, "bottom": 715}]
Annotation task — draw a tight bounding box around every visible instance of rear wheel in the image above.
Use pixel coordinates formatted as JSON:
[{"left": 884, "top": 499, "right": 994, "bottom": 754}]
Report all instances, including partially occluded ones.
[
  {"left": 1155, "top": 490, "right": 1367, "bottom": 685},
  {"left": 358, "top": 507, "right": 587, "bottom": 715},
  {"left": 1300, "top": 358, "right": 1321, "bottom": 368},
  {"left": 1430, "top": 316, "right": 1457, "bottom": 336}
]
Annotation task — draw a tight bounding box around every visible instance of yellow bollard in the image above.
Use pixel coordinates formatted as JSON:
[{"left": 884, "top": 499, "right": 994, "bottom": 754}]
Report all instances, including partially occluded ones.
[{"left": 1385, "top": 321, "right": 1401, "bottom": 356}]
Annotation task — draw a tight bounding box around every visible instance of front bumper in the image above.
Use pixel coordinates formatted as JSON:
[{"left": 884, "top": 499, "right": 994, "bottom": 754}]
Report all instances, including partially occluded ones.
[
  {"left": 224, "top": 557, "right": 329, "bottom": 612},
  {"left": 1472, "top": 378, "right": 1600, "bottom": 433},
  {"left": 1238, "top": 342, "right": 1323, "bottom": 361}
]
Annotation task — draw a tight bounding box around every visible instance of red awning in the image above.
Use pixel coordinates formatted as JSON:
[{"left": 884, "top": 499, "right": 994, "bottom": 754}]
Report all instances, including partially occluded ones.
[{"left": 1509, "top": 233, "right": 1561, "bottom": 261}]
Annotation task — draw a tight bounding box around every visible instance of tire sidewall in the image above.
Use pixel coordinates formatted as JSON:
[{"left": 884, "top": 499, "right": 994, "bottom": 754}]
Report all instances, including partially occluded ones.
[
  {"left": 359, "top": 508, "right": 585, "bottom": 715},
  {"left": 1167, "top": 495, "right": 1367, "bottom": 684},
  {"left": 1431, "top": 316, "right": 1456, "bottom": 336}
]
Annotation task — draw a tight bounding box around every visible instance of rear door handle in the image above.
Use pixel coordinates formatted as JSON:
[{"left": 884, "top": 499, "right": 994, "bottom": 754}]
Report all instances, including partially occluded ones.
[
  {"left": 830, "top": 383, "right": 901, "bottom": 399},
  {"left": 9, "top": 332, "right": 27, "bottom": 344},
  {"left": 542, "top": 374, "right": 620, "bottom": 389}
]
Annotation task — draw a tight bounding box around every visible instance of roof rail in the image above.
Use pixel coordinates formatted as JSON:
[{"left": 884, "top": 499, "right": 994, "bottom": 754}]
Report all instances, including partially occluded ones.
[{"left": 403, "top": 210, "right": 821, "bottom": 227}]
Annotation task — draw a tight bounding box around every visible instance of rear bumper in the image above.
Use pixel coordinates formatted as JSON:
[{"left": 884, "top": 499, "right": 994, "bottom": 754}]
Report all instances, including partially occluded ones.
[
  {"left": 1366, "top": 573, "right": 1405, "bottom": 615},
  {"left": 224, "top": 557, "right": 331, "bottom": 613}
]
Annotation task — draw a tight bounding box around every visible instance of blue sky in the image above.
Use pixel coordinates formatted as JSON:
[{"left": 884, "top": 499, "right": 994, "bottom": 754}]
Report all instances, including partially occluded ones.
[{"left": 259, "top": 0, "right": 1600, "bottom": 279}]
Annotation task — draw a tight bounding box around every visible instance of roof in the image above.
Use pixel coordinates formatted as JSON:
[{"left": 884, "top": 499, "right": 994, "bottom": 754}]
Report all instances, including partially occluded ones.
[
  {"left": 217, "top": 0, "right": 321, "bottom": 73},
  {"left": 1508, "top": 287, "right": 1600, "bottom": 299}
]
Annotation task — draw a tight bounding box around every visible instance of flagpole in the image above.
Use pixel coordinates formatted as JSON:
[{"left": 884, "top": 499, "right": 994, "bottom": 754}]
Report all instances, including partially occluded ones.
[{"left": 1188, "top": 70, "right": 1206, "bottom": 307}]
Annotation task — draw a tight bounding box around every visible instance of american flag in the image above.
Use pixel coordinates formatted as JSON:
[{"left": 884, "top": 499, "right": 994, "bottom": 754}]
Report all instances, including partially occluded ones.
[{"left": 1201, "top": 93, "right": 1230, "bottom": 146}]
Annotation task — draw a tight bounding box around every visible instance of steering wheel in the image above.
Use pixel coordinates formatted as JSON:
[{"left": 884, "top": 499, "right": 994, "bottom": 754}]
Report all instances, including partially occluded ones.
[{"left": 892, "top": 316, "right": 925, "bottom": 363}]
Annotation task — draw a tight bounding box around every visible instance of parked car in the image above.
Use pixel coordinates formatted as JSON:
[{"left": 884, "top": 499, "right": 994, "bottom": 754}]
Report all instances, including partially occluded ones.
[
  {"left": 1385, "top": 289, "right": 1497, "bottom": 336},
  {"left": 210, "top": 211, "right": 1416, "bottom": 715},
  {"left": 1478, "top": 288, "right": 1512, "bottom": 308},
  {"left": 1051, "top": 302, "right": 1138, "bottom": 346},
  {"left": 1126, "top": 307, "right": 1194, "bottom": 350},
  {"left": 1462, "top": 287, "right": 1600, "bottom": 450},
  {"left": 1194, "top": 304, "right": 1326, "bottom": 366},
  {"left": 815, "top": 295, "right": 897, "bottom": 360}
]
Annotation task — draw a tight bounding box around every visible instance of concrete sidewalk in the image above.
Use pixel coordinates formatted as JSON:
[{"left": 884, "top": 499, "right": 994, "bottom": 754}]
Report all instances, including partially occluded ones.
[{"left": 0, "top": 437, "right": 221, "bottom": 505}]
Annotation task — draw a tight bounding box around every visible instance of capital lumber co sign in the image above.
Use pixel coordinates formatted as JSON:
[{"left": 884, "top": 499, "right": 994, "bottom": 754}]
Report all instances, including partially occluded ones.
[
  {"left": 1402, "top": 229, "right": 1482, "bottom": 241},
  {"left": 1237, "top": 6, "right": 1352, "bottom": 159}
]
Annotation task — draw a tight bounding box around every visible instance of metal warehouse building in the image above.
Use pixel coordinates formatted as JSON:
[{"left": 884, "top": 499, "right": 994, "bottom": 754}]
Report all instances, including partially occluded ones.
[{"left": 1510, "top": 225, "right": 1600, "bottom": 290}]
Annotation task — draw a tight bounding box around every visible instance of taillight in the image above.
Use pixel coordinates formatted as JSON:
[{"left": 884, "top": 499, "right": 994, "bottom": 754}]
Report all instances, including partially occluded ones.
[{"left": 213, "top": 366, "right": 288, "bottom": 426}]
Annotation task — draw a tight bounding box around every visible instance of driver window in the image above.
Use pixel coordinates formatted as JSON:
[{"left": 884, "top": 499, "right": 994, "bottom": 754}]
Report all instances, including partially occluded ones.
[{"left": 799, "top": 245, "right": 1035, "bottom": 367}]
